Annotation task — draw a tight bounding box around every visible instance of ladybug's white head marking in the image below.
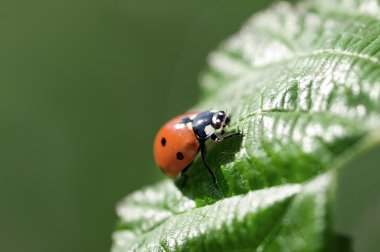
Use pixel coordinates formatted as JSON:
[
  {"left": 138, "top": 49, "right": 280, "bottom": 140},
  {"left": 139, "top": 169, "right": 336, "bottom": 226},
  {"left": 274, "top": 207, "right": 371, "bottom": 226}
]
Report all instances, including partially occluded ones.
[
  {"left": 204, "top": 124, "right": 215, "bottom": 136},
  {"left": 212, "top": 112, "right": 224, "bottom": 125},
  {"left": 211, "top": 111, "right": 230, "bottom": 129}
]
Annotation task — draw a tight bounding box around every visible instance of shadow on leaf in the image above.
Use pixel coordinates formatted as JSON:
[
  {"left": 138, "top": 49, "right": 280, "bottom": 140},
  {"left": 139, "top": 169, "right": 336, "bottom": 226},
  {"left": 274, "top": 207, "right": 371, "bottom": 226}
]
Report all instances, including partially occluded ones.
[{"left": 175, "top": 135, "right": 243, "bottom": 206}]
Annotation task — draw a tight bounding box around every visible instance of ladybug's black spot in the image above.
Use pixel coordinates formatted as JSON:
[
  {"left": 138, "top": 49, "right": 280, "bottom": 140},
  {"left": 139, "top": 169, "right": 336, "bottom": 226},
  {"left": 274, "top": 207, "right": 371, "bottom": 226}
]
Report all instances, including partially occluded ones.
[
  {"left": 161, "top": 137, "right": 166, "bottom": 146},
  {"left": 176, "top": 152, "right": 184, "bottom": 160}
]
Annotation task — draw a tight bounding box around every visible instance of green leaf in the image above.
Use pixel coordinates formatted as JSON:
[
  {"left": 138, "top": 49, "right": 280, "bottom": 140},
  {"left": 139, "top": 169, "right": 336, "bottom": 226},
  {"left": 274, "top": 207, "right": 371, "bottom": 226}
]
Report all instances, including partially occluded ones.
[
  {"left": 114, "top": 173, "right": 335, "bottom": 251},
  {"left": 112, "top": 0, "right": 380, "bottom": 251}
]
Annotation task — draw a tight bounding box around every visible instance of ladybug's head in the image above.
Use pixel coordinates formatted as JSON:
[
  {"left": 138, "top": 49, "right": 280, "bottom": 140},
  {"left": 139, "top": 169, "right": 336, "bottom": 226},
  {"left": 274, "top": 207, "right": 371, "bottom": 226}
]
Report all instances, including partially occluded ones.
[{"left": 211, "top": 110, "right": 231, "bottom": 131}]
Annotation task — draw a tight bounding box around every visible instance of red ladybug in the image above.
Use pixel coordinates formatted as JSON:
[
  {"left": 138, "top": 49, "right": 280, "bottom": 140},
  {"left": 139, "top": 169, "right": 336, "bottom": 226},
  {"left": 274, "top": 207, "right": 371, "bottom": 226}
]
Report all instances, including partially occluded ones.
[{"left": 154, "top": 110, "right": 241, "bottom": 184}]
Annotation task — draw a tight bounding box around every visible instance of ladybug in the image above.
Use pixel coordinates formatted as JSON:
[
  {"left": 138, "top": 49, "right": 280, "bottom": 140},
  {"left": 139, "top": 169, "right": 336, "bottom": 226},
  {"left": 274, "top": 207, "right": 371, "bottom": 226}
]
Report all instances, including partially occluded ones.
[{"left": 154, "top": 110, "right": 241, "bottom": 185}]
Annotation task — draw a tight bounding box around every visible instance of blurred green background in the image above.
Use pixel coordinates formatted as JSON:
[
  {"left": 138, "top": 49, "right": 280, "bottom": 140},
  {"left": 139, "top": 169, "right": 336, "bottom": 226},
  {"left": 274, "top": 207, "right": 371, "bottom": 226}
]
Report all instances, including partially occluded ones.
[{"left": 0, "top": 1, "right": 274, "bottom": 251}]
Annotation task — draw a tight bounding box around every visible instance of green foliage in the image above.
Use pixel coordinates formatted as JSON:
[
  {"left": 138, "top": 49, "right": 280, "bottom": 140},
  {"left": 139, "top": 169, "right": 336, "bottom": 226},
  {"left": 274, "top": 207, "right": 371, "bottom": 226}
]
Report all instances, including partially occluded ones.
[{"left": 112, "top": 0, "right": 380, "bottom": 251}]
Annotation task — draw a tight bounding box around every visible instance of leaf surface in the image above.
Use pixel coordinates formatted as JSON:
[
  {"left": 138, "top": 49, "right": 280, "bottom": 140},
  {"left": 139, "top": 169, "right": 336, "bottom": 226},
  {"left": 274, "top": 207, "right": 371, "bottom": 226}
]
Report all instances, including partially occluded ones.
[{"left": 113, "top": 1, "right": 380, "bottom": 251}]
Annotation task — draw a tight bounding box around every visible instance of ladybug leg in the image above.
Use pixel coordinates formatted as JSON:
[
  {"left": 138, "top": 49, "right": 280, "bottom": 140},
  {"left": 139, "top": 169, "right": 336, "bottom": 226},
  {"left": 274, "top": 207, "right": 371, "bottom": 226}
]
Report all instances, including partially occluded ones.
[
  {"left": 200, "top": 140, "right": 221, "bottom": 190},
  {"left": 222, "top": 132, "right": 242, "bottom": 140},
  {"left": 180, "top": 165, "right": 191, "bottom": 187},
  {"left": 210, "top": 132, "right": 242, "bottom": 142}
]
